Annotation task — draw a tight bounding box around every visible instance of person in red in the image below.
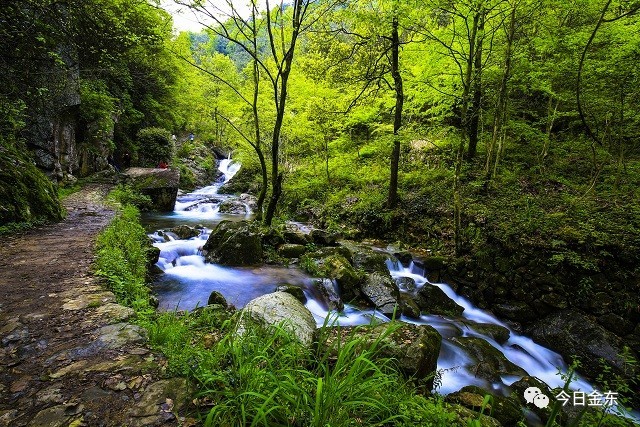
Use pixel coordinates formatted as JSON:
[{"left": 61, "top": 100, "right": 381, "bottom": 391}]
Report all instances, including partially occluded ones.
[{"left": 157, "top": 160, "right": 168, "bottom": 169}]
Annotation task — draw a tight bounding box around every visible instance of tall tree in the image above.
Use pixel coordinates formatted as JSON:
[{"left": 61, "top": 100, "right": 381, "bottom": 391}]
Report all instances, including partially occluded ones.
[{"left": 176, "top": 0, "right": 340, "bottom": 225}]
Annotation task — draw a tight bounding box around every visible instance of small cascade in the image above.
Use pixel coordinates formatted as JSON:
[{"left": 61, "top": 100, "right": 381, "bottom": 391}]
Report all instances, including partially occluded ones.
[
  {"left": 172, "top": 155, "right": 244, "bottom": 218},
  {"left": 142, "top": 185, "right": 639, "bottom": 421}
]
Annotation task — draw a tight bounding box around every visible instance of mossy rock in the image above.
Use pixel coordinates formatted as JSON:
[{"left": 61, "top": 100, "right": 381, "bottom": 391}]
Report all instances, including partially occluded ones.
[
  {"left": 415, "top": 284, "right": 464, "bottom": 317},
  {"left": 315, "top": 254, "right": 363, "bottom": 301},
  {"left": 204, "top": 220, "right": 263, "bottom": 266},
  {"left": 446, "top": 386, "right": 523, "bottom": 427},
  {"left": 450, "top": 336, "right": 527, "bottom": 382},
  {"left": 277, "top": 243, "right": 307, "bottom": 259},
  {"left": 275, "top": 284, "right": 307, "bottom": 303},
  {"left": 0, "top": 142, "right": 63, "bottom": 226}
]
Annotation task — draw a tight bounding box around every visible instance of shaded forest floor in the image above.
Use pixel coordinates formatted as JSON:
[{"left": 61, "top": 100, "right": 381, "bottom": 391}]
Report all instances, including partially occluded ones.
[{"left": 0, "top": 185, "right": 187, "bottom": 427}]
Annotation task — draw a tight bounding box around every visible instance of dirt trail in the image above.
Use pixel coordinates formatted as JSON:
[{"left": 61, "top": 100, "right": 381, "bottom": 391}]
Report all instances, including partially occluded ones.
[{"left": 0, "top": 185, "right": 187, "bottom": 427}]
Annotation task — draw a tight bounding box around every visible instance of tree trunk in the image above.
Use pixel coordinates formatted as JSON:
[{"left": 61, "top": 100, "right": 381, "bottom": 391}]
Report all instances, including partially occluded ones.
[
  {"left": 486, "top": 5, "right": 515, "bottom": 181},
  {"left": 467, "top": 10, "right": 484, "bottom": 160},
  {"left": 454, "top": 11, "right": 479, "bottom": 254},
  {"left": 264, "top": 0, "right": 304, "bottom": 226},
  {"left": 387, "top": 15, "right": 404, "bottom": 209},
  {"left": 251, "top": 51, "right": 267, "bottom": 220}
]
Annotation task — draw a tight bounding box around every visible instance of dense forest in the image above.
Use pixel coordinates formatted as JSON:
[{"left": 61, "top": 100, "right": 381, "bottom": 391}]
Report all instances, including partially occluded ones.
[{"left": 1, "top": 0, "right": 640, "bottom": 426}]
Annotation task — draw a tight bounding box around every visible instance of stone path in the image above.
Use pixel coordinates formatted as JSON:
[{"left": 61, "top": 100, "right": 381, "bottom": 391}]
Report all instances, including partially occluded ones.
[{"left": 0, "top": 185, "right": 187, "bottom": 427}]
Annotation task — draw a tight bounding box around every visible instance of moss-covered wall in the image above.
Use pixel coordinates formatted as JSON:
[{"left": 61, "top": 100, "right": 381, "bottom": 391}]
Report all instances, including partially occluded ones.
[{"left": 0, "top": 141, "right": 63, "bottom": 226}]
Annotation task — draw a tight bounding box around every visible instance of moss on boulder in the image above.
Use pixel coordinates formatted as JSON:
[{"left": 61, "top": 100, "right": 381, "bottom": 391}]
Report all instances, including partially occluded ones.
[{"left": 0, "top": 142, "right": 63, "bottom": 226}]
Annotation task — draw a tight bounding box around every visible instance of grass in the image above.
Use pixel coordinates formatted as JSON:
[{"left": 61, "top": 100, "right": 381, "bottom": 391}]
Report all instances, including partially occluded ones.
[{"left": 93, "top": 195, "right": 462, "bottom": 426}]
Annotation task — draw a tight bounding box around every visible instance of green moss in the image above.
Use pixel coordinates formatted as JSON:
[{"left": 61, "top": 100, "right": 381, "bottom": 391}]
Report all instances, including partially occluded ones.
[{"left": 0, "top": 141, "right": 63, "bottom": 227}]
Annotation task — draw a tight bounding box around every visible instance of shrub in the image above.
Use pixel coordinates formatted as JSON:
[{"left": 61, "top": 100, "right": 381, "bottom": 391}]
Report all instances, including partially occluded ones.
[
  {"left": 136, "top": 127, "right": 174, "bottom": 167},
  {"left": 95, "top": 204, "right": 152, "bottom": 312}
]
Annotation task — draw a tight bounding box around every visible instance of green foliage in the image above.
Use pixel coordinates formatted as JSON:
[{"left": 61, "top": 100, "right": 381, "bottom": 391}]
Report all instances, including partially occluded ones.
[
  {"left": 95, "top": 204, "right": 152, "bottom": 312},
  {"left": 136, "top": 127, "right": 174, "bottom": 167},
  {"left": 107, "top": 184, "right": 152, "bottom": 210}
]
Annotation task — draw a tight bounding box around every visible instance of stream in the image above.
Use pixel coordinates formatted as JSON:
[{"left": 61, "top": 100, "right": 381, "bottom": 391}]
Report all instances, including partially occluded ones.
[{"left": 141, "top": 157, "right": 638, "bottom": 423}]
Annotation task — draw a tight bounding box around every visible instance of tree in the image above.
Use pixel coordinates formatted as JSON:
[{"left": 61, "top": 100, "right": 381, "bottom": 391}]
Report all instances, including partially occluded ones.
[
  {"left": 175, "top": 0, "right": 340, "bottom": 225},
  {"left": 310, "top": 0, "right": 416, "bottom": 208}
]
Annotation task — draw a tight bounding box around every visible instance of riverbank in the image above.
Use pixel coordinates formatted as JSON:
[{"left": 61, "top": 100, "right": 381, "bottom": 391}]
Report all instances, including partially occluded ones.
[{"left": 0, "top": 185, "right": 185, "bottom": 426}]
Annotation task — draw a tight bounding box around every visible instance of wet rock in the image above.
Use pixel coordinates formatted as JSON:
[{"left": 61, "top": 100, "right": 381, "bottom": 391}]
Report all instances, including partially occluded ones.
[
  {"left": 321, "top": 322, "right": 441, "bottom": 389},
  {"left": 399, "top": 293, "right": 421, "bottom": 319},
  {"left": 446, "top": 385, "right": 523, "bottom": 426},
  {"left": 283, "top": 228, "right": 310, "bottom": 245},
  {"left": 203, "top": 220, "right": 263, "bottom": 266},
  {"left": 450, "top": 336, "right": 527, "bottom": 382},
  {"left": 395, "top": 276, "right": 417, "bottom": 292},
  {"left": 415, "top": 284, "right": 464, "bottom": 317},
  {"left": 340, "top": 241, "right": 390, "bottom": 273},
  {"left": 239, "top": 292, "right": 316, "bottom": 346},
  {"left": 36, "top": 386, "right": 65, "bottom": 405},
  {"left": 463, "top": 321, "right": 510, "bottom": 345},
  {"left": 128, "top": 378, "right": 189, "bottom": 426},
  {"left": 146, "top": 245, "right": 161, "bottom": 266},
  {"left": 277, "top": 243, "right": 306, "bottom": 258},
  {"left": 540, "top": 292, "right": 568, "bottom": 309},
  {"left": 527, "top": 310, "right": 636, "bottom": 381},
  {"left": 361, "top": 272, "right": 400, "bottom": 317},
  {"left": 511, "top": 376, "right": 557, "bottom": 424},
  {"left": 275, "top": 285, "right": 307, "bottom": 304},
  {"left": 27, "top": 402, "right": 84, "bottom": 427},
  {"left": 598, "top": 313, "right": 635, "bottom": 336},
  {"left": 312, "top": 279, "right": 344, "bottom": 311},
  {"left": 239, "top": 193, "right": 258, "bottom": 211},
  {"left": 207, "top": 291, "right": 228, "bottom": 307},
  {"left": 419, "top": 256, "right": 448, "bottom": 271},
  {"left": 218, "top": 199, "right": 250, "bottom": 214},
  {"left": 308, "top": 246, "right": 353, "bottom": 263},
  {"left": 493, "top": 302, "right": 537, "bottom": 322},
  {"left": 169, "top": 225, "right": 200, "bottom": 240},
  {"left": 392, "top": 251, "right": 413, "bottom": 266},
  {"left": 313, "top": 254, "right": 362, "bottom": 301},
  {"left": 310, "top": 229, "right": 339, "bottom": 246}
]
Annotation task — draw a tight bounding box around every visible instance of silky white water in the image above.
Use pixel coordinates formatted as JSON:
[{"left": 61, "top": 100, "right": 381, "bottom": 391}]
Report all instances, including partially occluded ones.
[{"left": 143, "top": 157, "right": 638, "bottom": 423}]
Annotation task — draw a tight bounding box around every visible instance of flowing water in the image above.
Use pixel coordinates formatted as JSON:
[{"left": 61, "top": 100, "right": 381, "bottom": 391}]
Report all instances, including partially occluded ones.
[{"left": 142, "top": 157, "right": 639, "bottom": 423}]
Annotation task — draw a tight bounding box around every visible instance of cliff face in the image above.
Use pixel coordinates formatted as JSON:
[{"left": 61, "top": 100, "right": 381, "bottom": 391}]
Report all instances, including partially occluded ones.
[{"left": 26, "top": 62, "right": 112, "bottom": 182}]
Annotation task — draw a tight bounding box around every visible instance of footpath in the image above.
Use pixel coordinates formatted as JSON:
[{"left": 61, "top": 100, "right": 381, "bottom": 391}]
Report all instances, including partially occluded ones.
[{"left": 0, "top": 185, "right": 187, "bottom": 427}]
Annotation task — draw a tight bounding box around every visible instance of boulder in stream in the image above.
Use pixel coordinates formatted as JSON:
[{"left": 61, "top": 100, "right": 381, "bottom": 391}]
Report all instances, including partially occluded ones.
[
  {"left": 526, "top": 309, "right": 637, "bottom": 382},
  {"left": 207, "top": 291, "right": 228, "bottom": 307},
  {"left": 361, "top": 272, "right": 400, "bottom": 317},
  {"left": 450, "top": 336, "right": 527, "bottom": 382},
  {"left": 312, "top": 279, "right": 344, "bottom": 312},
  {"left": 203, "top": 220, "right": 262, "bottom": 266},
  {"left": 122, "top": 167, "right": 180, "bottom": 211},
  {"left": 310, "top": 229, "right": 339, "bottom": 246},
  {"left": 238, "top": 292, "right": 316, "bottom": 347},
  {"left": 415, "top": 284, "right": 464, "bottom": 317},
  {"left": 169, "top": 225, "right": 200, "bottom": 240},
  {"left": 218, "top": 199, "right": 250, "bottom": 214},
  {"left": 319, "top": 322, "right": 442, "bottom": 389},
  {"left": 277, "top": 243, "right": 306, "bottom": 259},
  {"left": 340, "top": 241, "right": 389, "bottom": 273},
  {"left": 308, "top": 254, "right": 362, "bottom": 301},
  {"left": 274, "top": 285, "right": 307, "bottom": 304},
  {"left": 462, "top": 321, "right": 511, "bottom": 345},
  {"left": 446, "top": 385, "right": 523, "bottom": 426}
]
